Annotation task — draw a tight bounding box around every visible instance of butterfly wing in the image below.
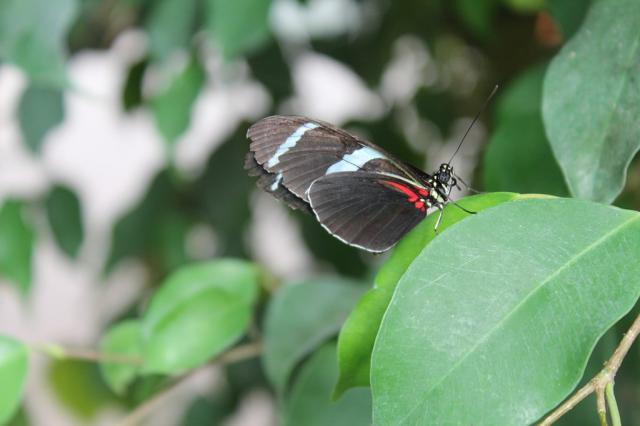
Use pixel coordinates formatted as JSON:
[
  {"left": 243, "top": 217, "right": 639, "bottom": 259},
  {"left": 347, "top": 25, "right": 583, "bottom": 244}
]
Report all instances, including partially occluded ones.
[
  {"left": 246, "top": 115, "right": 426, "bottom": 201},
  {"left": 307, "top": 171, "right": 431, "bottom": 252}
]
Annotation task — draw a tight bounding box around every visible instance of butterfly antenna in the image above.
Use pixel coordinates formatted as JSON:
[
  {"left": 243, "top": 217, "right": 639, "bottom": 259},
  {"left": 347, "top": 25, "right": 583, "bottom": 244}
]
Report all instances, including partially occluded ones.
[{"left": 447, "top": 84, "right": 499, "bottom": 165}]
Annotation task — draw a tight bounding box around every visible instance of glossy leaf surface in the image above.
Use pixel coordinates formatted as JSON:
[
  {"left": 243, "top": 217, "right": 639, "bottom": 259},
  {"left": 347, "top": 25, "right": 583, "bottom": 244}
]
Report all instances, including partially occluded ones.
[{"left": 372, "top": 198, "right": 640, "bottom": 425}]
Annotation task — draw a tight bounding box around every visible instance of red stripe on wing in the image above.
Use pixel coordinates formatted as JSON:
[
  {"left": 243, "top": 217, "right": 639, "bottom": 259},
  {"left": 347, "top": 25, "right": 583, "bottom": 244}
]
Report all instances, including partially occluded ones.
[{"left": 381, "top": 180, "right": 419, "bottom": 202}]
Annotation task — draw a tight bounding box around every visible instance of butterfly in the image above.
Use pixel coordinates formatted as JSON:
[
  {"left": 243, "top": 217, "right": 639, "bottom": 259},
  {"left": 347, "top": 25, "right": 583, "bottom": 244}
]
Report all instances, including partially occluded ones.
[
  {"left": 243, "top": 82, "right": 498, "bottom": 254},
  {"left": 244, "top": 115, "right": 477, "bottom": 253}
]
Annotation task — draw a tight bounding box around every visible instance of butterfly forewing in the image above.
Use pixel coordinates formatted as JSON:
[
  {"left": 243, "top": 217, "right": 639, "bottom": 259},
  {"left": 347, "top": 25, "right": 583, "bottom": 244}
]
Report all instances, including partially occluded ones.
[
  {"left": 246, "top": 116, "right": 425, "bottom": 201},
  {"left": 307, "top": 172, "right": 429, "bottom": 252}
]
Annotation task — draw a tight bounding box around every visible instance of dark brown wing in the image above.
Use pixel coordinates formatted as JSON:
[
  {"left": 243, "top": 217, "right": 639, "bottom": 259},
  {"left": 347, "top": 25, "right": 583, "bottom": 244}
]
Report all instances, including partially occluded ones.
[
  {"left": 246, "top": 115, "right": 427, "bottom": 201},
  {"left": 244, "top": 153, "right": 312, "bottom": 214},
  {"left": 307, "top": 171, "right": 429, "bottom": 252}
]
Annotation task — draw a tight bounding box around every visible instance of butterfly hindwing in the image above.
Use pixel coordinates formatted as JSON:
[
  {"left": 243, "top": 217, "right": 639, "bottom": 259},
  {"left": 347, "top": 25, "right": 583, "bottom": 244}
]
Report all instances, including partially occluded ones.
[
  {"left": 307, "top": 172, "right": 430, "bottom": 252},
  {"left": 246, "top": 116, "right": 424, "bottom": 201}
]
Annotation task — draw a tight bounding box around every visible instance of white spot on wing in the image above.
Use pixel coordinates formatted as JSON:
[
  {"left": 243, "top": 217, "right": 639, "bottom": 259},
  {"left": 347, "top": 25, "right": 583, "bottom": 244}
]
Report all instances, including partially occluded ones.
[
  {"left": 270, "top": 173, "right": 283, "bottom": 191},
  {"left": 267, "top": 122, "right": 318, "bottom": 167},
  {"left": 325, "top": 146, "right": 385, "bottom": 174}
]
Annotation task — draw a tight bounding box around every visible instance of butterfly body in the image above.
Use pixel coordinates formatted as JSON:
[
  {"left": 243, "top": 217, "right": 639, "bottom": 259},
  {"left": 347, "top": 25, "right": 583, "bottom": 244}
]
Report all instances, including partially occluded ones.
[{"left": 245, "top": 115, "right": 457, "bottom": 252}]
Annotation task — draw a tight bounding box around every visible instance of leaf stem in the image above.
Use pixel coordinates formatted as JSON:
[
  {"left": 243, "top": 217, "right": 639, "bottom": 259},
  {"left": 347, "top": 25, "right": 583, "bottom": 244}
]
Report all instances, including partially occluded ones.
[
  {"left": 539, "top": 312, "right": 640, "bottom": 425},
  {"left": 605, "top": 382, "right": 621, "bottom": 426},
  {"left": 113, "top": 341, "right": 262, "bottom": 426}
]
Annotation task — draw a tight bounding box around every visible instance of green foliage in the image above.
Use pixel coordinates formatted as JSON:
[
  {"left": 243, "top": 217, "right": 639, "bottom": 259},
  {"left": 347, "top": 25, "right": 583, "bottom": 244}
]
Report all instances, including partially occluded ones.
[
  {"left": 0, "top": 336, "right": 28, "bottom": 424},
  {"left": 194, "top": 129, "right": 253, "bottom": 257},
  {"left": 205, "top": 0, "right": 272, "bottom": 59},
  {"left": 335, "top": 192, "right": 522, "bottom": 397},
  {"left": 45, "top": 185, "right": 84, "bottom": 258},
  {"left": 48, "top": 359, "right": 115, "bottom": 421},
  {"left": 145, "top": 0, "right": 197, "bottom": 61},
  {"left": 283, "top": 343, "right": 371, "bottom": 426},
  {"left": 0, "top": 200, "right": 35, "bottom": 293},
  {"left": 105, "top": 172, "right": 188, "bottom": 275},
  {"left": 4, "top": 0, "right": 640, "bottom": 423},
  {"left": 151, "top": 57, "right": 205, "bottom": 148},
  {"left": 546, "top": 0, "right": 591, "bottom": 39},
  {"left": 262, "top": 278, "right": 365, "bottom": 394},
  {"left": 371, "top": 198, "right": 640, "bottom": 424},
  {"left": 18, "top": 85, "right": 64, "bottom": 152},
  {"left": 543, "top": 0, "right": 640, "bottom": 204},
  {"left": 484, "top": 65, "right": 568, "bottom": 196},
  {"left": 141, "top": 260, "right": 259, "bottom": 374},
  {"left": 99, "top": 320, "right": 143, "bottom": 395},
  {"left": 0, "top": 0, "right": 77, "bottom": 86}
]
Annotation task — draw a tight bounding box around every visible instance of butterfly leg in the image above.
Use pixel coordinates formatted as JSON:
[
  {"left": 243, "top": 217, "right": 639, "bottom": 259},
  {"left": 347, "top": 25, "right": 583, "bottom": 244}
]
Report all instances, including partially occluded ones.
[{"left": 433, "top": 203, "right": 445, "bottom": 233}]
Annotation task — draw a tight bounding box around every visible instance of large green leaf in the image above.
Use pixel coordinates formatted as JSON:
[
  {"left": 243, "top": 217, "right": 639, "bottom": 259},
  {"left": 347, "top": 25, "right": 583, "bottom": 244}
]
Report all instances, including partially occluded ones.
[
  {"left": 205, "top": 0, "right": 272, "bottom": 59},
  {"left": 45, "top": 185, "right": 84, "bottom": 259},
  {"left": 151, "top": 57, "right": 204, "bottom": 148},
  {"left": 334, "top": 192, "right": 521, "bottom": 397},
  {"left": 18, "top": 84, "right": 64, "bottom": 152},
  {"left": 0, "top": 0, "right": 77, "bottom": 86},
  {"left": 484, "top": 65, "right": 568, "bottom": 196},
  {"left": 542, "top": 0, "right": 640, "bottom": 203},
  {"left": 262, "top": 278, "right": 365, "bottom": 394},
  {"left": 371, "top": 198, "right": 640, "bottom": 425},
  {"left": 0, "top": 336, "right": 28, "bottom": 424},
  {"left": 283, "top": 343, "right": 372, "bottom": 426},
  {"left": 141, "top": 260, "right": 259, "bottom": 375},
  {"left": 99, "top": 320, "right": 142, "bottom": 395},
  {"left": 0, "top": 200, "right": 35, "bottom": 293}
]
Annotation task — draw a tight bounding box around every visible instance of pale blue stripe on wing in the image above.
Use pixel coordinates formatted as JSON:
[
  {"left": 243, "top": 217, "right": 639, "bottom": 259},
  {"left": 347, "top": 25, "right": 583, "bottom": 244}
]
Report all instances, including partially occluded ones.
[
  {"left": 267, "top": 122, "right": 319, "bottom": 168},
  {"left": 325, "top": 146, "right": 386, "bottom": 174},
  {"left": 270, "top": 172, "right": 283, "bottom": 191}
]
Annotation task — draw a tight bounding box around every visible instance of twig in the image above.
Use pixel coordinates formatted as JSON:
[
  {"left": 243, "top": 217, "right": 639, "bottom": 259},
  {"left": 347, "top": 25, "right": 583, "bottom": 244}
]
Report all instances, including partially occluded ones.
[
  {"left": 114, "top": 341, "right": 262, "bottom": 426},
  {"left": 31, "top": 343, "right": 144, "bottom": 365},
  {"left": 539, "top": 312, "right": 640, "bottom": 425},
  {"left": 596, "top": 382, "right": 608, "bottom": 426}
]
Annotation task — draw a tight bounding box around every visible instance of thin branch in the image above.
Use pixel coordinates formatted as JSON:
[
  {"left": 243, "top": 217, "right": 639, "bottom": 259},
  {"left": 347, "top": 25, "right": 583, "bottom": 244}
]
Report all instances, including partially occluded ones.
[
  {"left": 538, "top": 381, "right": 595, "bottom": 426},
  {"left": 31, "top": 343, "right": 143, "bottom": 365},
  {"left": 596, "top": 383, "right": 608, "bottom": 426},
  {"left": 539, "top": 312, "right": 640, "bottom": 425},
  {"left": 114, "top": 341, "right": 262, "bottom": 426}
]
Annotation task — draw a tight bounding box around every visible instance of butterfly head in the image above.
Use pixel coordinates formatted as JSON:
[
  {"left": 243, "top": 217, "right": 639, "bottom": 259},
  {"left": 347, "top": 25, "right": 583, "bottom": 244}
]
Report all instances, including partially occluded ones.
[
  {"left": 435, "top": 163, "right": 453, "bottom": 184},
  {"left": 432, "top": 163, "right": 456, "bottom": 196}
]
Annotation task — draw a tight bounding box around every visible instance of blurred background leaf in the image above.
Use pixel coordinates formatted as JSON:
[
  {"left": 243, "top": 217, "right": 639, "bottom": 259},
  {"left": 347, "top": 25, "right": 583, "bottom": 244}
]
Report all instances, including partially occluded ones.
[
  {"left": 48, "top": 359, "right": 116, "bottom": 421},
  {"left": 0, "top": 0, "right": 77, "bottom": 86},
  {"left": 205, "top": 0, "right": 272, "bottom": 59},
  {"left": 0, "top": 335, "right": 28, "bottom": 424},
  {"left": 283, "top": 343, "right": 371, "bottom": 426},
  {"left": 141, "top": 260, "right": 259, "bottom": 374},
  {"left": 0, "top": 200, "right": 35, "bottom": 293},
  {"left": 145, "top": 0, "right": 197, "bottom": 62},
  {"left": 99, "top": 320, "right": 143, "bottom": 395},
  {"left": 18, "top": 85, "right": 64, "bottom": 153},
  {"left": 262, "top": 277, "right": 365, "bottom": 394},
  {"left": 484, "top": 65, "right": 568, "bottom": 196},
  {"left": 151, "top": 56, "right": 205, "bottom": 148},
  {"left": 45, "top": 185, "right": 84, "bottom": 258}
]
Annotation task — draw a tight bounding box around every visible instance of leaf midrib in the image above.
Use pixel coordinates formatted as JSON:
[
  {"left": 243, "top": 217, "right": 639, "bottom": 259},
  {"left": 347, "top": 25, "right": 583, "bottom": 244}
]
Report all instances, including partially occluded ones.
[{"left": 399, "top": 213, "right": 640, "bottom": 424}]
